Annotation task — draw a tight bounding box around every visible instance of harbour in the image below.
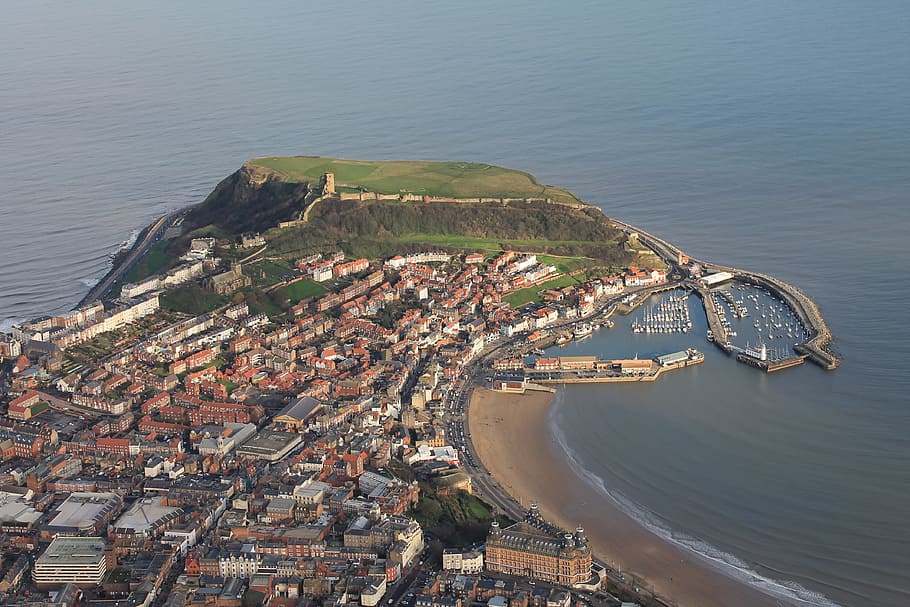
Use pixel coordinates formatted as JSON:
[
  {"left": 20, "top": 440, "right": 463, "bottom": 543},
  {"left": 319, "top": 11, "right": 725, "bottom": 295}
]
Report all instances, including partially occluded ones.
[
  {"left": 631, "top": 290, "right": 693, "bottom": 334},
  {"left": 611, "top": 218, "right": 840, "bottom": 371}
]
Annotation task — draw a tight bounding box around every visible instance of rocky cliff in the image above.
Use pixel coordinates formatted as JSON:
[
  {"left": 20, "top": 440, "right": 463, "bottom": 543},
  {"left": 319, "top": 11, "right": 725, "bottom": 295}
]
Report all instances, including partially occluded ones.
[{"left": 185, "top": 164, "right": 316, "bottom": 235}]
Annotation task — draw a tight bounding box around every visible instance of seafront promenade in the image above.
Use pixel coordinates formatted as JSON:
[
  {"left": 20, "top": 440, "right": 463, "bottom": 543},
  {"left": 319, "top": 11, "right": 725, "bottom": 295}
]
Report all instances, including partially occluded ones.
[{"left": 78, "top": 208, "right": 187, "bottom": 307}]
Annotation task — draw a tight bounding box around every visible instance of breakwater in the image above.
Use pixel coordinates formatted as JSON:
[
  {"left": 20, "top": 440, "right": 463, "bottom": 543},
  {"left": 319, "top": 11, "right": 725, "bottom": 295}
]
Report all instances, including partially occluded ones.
[
  {"left": 612, "top": 219, "right": 840, "bottom": 370},
  {"left": 736, "top": 352, "right": 807, "bottom": 373},
  {"left": 721, "top": 269, "right": 839, "bottom": 370}
]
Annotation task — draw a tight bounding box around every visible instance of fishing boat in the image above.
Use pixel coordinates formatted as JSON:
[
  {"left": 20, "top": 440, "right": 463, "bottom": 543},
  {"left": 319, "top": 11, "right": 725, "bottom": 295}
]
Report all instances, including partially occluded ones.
[{"left": 573, "top": 323, "right": 593, "bottom": 339}]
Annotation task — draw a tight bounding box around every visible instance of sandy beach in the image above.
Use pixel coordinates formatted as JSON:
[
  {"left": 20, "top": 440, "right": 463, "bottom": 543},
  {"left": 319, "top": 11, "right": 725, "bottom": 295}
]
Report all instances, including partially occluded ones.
[{"left": 468, "top": 387, "right": 782, "bottom": 607}]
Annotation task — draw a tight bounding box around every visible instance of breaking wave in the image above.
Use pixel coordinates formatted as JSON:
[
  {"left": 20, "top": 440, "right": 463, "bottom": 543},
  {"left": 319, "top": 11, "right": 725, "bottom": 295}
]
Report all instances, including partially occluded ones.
[{"left": 548, "top": 391, "right": 842, "bottom": 607}]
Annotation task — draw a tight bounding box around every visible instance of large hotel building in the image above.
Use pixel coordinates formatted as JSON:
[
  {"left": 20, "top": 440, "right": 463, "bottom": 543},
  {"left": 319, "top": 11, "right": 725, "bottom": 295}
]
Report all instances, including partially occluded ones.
[{"left": 485, "top": 505, "right": 592, "bottom": 587}]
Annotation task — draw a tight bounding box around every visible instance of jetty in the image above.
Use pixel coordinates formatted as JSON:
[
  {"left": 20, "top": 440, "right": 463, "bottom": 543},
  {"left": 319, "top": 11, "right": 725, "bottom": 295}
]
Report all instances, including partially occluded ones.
[
  {"left": 691, "top": 283, "right": 735, "bottom": 353},
  {"left": 736, "top": 351, "right": 806, "bottom": 373},
  {"left": 612, "top": 219, "right": 840, "bottom": 370},
  {"left": 522, "top": 349, "right": 705, "bottom": 384}
]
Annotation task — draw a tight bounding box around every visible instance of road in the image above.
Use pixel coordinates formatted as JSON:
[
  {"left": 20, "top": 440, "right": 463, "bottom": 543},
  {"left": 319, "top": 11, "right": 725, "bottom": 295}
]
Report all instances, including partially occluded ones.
[
  {"left": 35, "top": 390, "right": 101, "bottom": 418},
  {"left": 78, "top": 208, "right": 186, "bottom": 307}
]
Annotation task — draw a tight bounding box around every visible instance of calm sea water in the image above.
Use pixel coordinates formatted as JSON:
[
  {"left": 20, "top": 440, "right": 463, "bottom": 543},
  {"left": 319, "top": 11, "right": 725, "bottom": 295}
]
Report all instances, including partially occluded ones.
[{"left": 2, "top": 1, "right": 908, "bottom": 605}]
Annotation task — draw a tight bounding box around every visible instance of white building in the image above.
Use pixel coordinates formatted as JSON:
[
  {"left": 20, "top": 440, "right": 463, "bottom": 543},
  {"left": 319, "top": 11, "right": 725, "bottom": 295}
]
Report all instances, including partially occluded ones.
[
  {"left": 162, "top": 260, "right": 204, "bottom": 287},
  {"left": 312, "top": 264, "right": 334, "bottom": 282},
  {"left": 219, "top": 546, "right": 260, "bottom": 579},
  {"left": 187, "top": 237, "right": 215, "bottom": 260},
  {"left": 385, "top": 252, "right": 451, "bottom": 269},
  {"left": 33, "top": 537, "right": 107, "bottom": 588},
  {"left": 360, "top": 575, "right": 388, "bottom": 607},
  {"left": 442, "top": 548, "right": 484, "bottom": 574},
  {"left": 121, "top": 275, "right": 161, "bottom": 299}
]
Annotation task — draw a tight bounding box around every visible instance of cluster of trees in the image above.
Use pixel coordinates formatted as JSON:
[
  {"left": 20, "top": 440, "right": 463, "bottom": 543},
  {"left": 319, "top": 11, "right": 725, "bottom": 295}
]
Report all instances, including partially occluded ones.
[
  {"left": 310, "top": 198, "right": 622, "bottom": 244},
  {"left": 184, "top": 171, "right": 633, "bottom": 266}
]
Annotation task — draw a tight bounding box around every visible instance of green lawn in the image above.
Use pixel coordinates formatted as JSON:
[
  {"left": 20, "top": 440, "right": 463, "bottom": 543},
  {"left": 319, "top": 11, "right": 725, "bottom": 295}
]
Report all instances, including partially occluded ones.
[
  {"left": 160, "top": 284, "right": 229, "bottom": 315},
  {"left": 503, "top": 274, "right": 579, "bottom": 308},
  {"left": 219, "top": 379, "right": 240, "bottom": 393},
  {"left": 533, "top": 254, "right": 600, "bottom": 274},
  {"left": 283, "top": 279, "right": 327, "bottom": 302},
  {"left": 248, "top": 156, "right": 583, "bottom": 205},
  {"left": 248, "top": 259, "right": 293, "bottom": 287},
  {"left": 122, "top": 240, "right": 178, "bottom": 284}
]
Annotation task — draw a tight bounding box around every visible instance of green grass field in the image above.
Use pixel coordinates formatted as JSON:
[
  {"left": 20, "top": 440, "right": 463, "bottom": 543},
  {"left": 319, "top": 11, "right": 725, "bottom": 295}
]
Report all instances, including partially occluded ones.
[
  {"left": 528, "top": 254, "right": 600, "bottom": 274},
  {"left": 503, "top": 274, "right": 579, "bottom": 308},
  {"left": 248, "top": 260, "right": 293, "bottom": 287},
  {"left": 122, "top": 240, "right": 178, "bottom": 284},
  {"left": 160, "top": 284, "right": 229, "bottom": 315},
  {"left": 248, "top": 156, "right": 583, "bottom": 205},
  {"left": 282, "top": 279, "right": 327, "bottom": 302}
]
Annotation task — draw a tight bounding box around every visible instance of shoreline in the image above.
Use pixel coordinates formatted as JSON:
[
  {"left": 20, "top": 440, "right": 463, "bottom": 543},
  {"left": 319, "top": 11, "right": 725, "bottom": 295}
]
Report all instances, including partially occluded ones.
[
  {"left": 76, "top": 206, "right": 191, "bottom": 308},
  {"left": 467, "top": 386, "right": 785, "bottom": 607}
]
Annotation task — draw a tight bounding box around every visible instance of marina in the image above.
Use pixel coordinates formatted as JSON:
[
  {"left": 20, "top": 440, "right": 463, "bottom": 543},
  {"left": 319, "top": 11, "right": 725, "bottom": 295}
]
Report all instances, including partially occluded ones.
[
  {"left": 631, "top": 290, "right": 693, "bottom": 334},
  {"left": 623, "top": 280, "right": 819, "bottom": 373},
  {"left": 611, "top": 219, "right": 840, "bottom": 370}
]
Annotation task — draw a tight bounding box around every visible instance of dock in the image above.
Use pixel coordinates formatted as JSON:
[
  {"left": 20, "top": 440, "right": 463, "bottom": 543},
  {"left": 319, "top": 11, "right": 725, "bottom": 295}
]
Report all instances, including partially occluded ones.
[
  {"left": 525, "top": 349, "right": 705, "bottom": 384},
  {"left": 612, "top": 219, "right": 840, "bottom": 370},
  {"left": 614, "top": 282, "right": 683, "bottom": 315},
  {"left": 735, "top": 352, "right": 807, "bottom": 373},
  {"left": 691, "top": 284, "right": 735, "bottom": 353}
]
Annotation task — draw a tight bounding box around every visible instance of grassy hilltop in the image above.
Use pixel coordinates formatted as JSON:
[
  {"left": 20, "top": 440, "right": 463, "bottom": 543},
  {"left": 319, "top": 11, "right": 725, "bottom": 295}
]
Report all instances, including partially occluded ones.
[
  {"left": 248, "top": 156, "right": 584, "bottom": 206},
  {"left": 180, "top": 156, "right": 634, "bottom": 281}
]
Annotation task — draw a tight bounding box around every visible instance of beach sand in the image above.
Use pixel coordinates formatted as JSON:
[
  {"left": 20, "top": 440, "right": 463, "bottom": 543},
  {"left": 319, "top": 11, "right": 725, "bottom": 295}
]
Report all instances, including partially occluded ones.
[{"left": 468, "top": 387, "right": 782, "bottom": 607}]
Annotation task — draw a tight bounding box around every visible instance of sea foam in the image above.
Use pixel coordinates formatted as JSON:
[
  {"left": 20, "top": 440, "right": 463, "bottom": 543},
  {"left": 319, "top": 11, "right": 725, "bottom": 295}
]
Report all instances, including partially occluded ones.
[{"left": 547, "top": 391, "right": 843, "bottom": 607}]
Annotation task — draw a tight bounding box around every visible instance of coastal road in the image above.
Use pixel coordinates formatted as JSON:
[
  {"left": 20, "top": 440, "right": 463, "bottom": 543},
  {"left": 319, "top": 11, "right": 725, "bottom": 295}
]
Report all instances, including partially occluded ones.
[{"left": 78, "top": 208, "right": 185, "bottom": 307}]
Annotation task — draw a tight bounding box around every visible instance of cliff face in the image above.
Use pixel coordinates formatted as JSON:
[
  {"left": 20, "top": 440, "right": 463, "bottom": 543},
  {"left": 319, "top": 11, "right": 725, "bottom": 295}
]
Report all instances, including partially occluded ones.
[
  {"left": 185, "top": 161, "right": 631, "bottom": 266},
  {"left": 186, "top": 164, "right": 314, "bottom": 235}
]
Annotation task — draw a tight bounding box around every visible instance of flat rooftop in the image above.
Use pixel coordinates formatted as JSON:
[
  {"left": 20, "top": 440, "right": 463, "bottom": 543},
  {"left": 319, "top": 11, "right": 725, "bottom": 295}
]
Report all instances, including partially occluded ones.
[
  {"left": 235, "top": 430, "right": 302, "bottom": 460},
  {"left": 37, "top": 536, "right": 106, "bottom": 565},
  {"left": 48, "top": 492, "right": 121, "bottom": 532},
  {"left": 113, "top": 498, "right": 181, "bottom": 533},
  {"left": 0, "top": 493, "right": 42, "bottom": 525}
]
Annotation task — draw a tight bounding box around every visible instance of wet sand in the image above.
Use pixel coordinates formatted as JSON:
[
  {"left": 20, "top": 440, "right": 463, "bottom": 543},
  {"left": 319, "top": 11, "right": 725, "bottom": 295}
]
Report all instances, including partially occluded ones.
[{"left": 468, "top": 387, "right": 782, "bottom": 607}]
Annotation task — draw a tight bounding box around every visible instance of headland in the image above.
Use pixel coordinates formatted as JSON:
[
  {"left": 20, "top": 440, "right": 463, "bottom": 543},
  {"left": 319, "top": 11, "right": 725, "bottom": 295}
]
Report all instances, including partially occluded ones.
[{"left": 0, "top": 156, "right": 838, "bottom": 607}]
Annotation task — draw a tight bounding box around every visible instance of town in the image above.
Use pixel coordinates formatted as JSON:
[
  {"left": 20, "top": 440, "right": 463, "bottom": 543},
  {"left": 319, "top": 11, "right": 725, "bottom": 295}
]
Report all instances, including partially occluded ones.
[{"left": 0, "top": 230, "right": 679, "bottom": 607}]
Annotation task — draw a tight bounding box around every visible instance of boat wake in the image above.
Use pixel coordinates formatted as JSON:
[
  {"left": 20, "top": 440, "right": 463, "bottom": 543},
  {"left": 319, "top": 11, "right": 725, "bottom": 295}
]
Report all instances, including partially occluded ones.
[{"left": 548, "top": 393, "right": 842, "bottom": 607}]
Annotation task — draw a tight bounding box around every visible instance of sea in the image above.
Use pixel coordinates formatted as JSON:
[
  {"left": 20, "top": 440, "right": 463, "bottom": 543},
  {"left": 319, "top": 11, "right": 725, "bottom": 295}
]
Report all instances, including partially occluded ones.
[{"left": 1, "top": 1, "right": 908, "bottom": 605}]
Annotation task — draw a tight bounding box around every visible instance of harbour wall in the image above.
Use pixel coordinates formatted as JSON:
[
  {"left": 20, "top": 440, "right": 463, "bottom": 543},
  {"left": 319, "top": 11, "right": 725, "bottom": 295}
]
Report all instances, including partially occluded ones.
[
  {"left": 611, "top": 218, "right": 840, "bottom": 370},
  {"left": 719, "top": 269, "right": 839, "bottom": 370}
]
